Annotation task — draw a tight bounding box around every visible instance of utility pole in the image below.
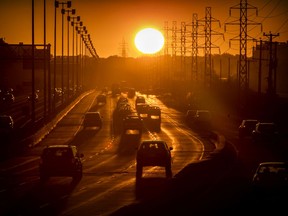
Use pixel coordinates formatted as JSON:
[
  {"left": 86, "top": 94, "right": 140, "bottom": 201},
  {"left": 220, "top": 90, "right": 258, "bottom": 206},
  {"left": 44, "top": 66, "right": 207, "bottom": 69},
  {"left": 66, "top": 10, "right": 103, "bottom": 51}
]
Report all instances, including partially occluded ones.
[
  {"left": 225, "top": 0, "right": 262, "bottom": 96},
  {"left": 198, "top": 7, "right": 223, "bottom": 88},
  {"left": 263, "top": 32, "right": 279, "bottom": 96},
  {"left": 191, "top": 13, "right": 198, "bottom": 84},
  {"left": 258, "top": 39, "right": 262, "bottom": 95},
  {"left": 119, "top": 38, "right": 128, "bottom": 58}
]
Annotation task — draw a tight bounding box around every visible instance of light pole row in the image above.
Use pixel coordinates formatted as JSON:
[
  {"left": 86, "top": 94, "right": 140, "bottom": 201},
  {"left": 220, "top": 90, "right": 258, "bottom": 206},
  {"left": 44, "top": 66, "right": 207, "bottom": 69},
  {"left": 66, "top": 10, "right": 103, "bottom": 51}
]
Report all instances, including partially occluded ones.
[{"left": 54, "top": 0, "right": 98, "bottom": 106}]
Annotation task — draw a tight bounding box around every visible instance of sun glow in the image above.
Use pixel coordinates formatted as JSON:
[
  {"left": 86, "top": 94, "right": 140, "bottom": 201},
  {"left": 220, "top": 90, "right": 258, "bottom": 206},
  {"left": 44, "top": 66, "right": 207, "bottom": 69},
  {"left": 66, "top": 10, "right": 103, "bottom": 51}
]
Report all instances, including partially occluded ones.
[{"left": 134, "top": 28, "right": 164, "bottom": 54}]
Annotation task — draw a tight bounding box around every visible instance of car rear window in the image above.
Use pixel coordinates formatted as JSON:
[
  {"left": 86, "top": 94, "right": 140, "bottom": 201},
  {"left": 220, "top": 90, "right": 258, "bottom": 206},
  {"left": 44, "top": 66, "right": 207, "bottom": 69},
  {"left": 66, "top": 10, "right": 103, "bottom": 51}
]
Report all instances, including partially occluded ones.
[{"left": 43, "top": 148, "right": 73, "bottom": 159}]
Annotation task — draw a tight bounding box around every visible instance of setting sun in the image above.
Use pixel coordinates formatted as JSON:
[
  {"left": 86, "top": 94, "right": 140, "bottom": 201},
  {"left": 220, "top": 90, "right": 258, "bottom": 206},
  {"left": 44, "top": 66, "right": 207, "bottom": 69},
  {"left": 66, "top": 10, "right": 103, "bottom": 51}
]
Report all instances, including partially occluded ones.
[{"left": 134, "top": 28, "right": 165, "bottom": 55}]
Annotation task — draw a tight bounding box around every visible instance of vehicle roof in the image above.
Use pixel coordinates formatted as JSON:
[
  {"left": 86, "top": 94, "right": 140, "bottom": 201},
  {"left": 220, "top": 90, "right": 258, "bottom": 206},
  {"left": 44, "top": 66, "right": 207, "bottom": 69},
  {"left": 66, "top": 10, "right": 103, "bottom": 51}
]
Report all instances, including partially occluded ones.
[
  {"left": 45, "top": 144, "right": 76, "bottom": 149},
  {"left": 258, "top": 161, "right": 287, "bottom": 166},
  {"left": 0, "top": 115, "right": 12, "bottom": 118},
  {"left": 243, "top": 119, "right": 258, "bottom": 122},
  {"left": 257, "top": 122, "right": 275, "bottom": 125},
  {"left": 196, "top": 109, "right": 210, "bottom": 113},
  {"left": 85, "top": 111, "right": 101, "bottom": 115},
  {"left": 141, "top": 140, "right": 166, "bottom": 144}
]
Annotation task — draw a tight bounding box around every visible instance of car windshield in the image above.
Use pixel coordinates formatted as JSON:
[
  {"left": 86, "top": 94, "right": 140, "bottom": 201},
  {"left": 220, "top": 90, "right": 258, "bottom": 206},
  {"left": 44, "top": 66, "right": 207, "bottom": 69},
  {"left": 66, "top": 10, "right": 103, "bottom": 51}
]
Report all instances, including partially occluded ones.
[
  {"left": 86, "top": 113, "right": 100, "bottom": 120},
  {"left": 141, "top": 142, "right": 166, "bottom": 151},
  {"left": 259, "top": 164, "right": 288, "bottom": 174},
  {"left": 43, "top": 148, "right": 73, "bottom": 159},
  {"left": 196, "top": 111, "right": 210, "bottom": 119},
  {"left": 0, "top": 117, "right": 11, "bottom": 126},
  {"left": 245, "top": 120, "right": 257, "bottom": 127},
  {"left": 258, "top": 124, "right": 275, "bottom": 133}
]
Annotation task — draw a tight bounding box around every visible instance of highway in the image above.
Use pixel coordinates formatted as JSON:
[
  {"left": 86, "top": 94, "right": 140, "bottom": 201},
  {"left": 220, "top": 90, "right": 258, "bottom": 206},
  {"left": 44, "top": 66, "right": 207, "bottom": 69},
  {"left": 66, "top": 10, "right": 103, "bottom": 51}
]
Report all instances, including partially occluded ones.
[{"left": 0, "top": 90, "right": 218, "bottom": 216}]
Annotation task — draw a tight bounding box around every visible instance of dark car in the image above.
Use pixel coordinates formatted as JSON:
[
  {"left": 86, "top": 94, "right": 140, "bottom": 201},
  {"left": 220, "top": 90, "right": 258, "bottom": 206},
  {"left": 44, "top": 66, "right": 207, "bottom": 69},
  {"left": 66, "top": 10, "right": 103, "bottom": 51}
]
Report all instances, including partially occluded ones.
[
  {"left": 252, "top": 122, "right": 279, "bottom": 143},
  {"left": 135, "top": 96, "right": 145, "bottom": 109},
  {"left": 192, "top": 109, "right": 212, "bottom": 129},
  {"left": 185, "top": 109, "right": 196, "bottom": 125},
  {"left": 83, "top": 111, "right": 103, "bottom": 129},
  {"left": 0, "top": 115, "right": 14, "bottom": 134},
  {"left": 123, "top": 114, "right": 143, "bottom": 134},
  {"left": 1, "top": 92, "right": 15, "bottom": 103},
  {"left": 147, "top": 106, "right": 161, "bottom": 131},
  {"left": 39, "top": 145, "right": 84, "bottom": 182},
  {"left": 136, "top": 140, "right": 173, "bottom": 179},
  {"left": 136, "top": 103, "right": 150, "bottom": 118},
  {"left": 97, "top": 94, "right": 107, "bottom": 104},
  {"left": 27, "top": 92, "right": 39, "bottom": 102},
  {"left": 238, "top": 119, "right": 259, "bottom": 139},
  {"left": 252, "top": 161, "right": 288, "bottom": 192}
]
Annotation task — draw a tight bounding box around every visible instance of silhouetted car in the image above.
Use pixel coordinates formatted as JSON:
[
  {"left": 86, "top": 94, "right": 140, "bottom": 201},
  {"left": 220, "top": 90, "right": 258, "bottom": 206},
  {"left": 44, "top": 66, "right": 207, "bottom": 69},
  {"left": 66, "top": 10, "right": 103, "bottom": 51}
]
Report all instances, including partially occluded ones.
[
  {"left": 127, "top": 88, "right": 136, "bottom": 98},
  {"left": 123, "top": 114, "right": 143, "bottom": 134},
  {"left": 136, "top": 140, "right": 173, "bottom": 179},
  {"left": 147, "top": 106, "right": 161, "bottom": 131},
  {"left": 1, "top": 93, "right": 15, "bottom": 103},
  {"left": 185, "top": 109, "right": 196, "bottom": 124},
  {"left": 190, "top": 109, "right": 212, "bottom": 129},
  {"left": 0, "top": 115, "right": 14, "bottom": 134},
  {"left": 27, "top": 92, "right": 39, "bottom": 102},
  {"left": 135, "top": 95, "right": 145, "bottom": 108},
  {"left": 97, "top": 94, "right": 107, "bottom": 104},
  {"left": 252, "top": 122, "right": 279, "bottom": 143},
  {"left": 39, "top": 145, "right": 84, "bottom": 182},
  {"left": 136, "top": 104, "right": 150, "bottom": 118},
  {"left": 83, "top": 111, "right": 103, "bottom": 129},
  {"left": 252, "top": 161, "right": 288, "bottom": 192},
  {"left": 238, "top": 119, "right": 259, "bottom": 139}
]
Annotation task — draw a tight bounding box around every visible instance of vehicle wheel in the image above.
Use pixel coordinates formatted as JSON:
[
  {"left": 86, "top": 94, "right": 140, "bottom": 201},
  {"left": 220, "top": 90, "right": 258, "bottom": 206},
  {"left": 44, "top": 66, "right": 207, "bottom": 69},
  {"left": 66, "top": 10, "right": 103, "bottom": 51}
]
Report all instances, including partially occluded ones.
[
  {"left": 165, "top": 166, "right": 172, "bottom": 178},
  {"left": 40, "top": 173, "right": 49, "bottom": 183},
  {"left": 73, "top": 172, "right": 82, "bottom": 181},
  {"left": 136, "top": 164, "right": 142, "bottom": 179}
]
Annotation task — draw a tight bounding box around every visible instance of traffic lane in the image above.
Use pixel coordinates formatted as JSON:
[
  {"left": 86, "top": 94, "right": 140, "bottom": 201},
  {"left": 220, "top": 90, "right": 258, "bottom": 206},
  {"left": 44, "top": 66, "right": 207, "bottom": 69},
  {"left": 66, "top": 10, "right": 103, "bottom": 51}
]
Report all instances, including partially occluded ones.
[
  {"left": 0, "top": 91, "right": 98, "bottom": 215},
  {"left": 0, "top": 91, "right": 215, "bottom": 216},
  {"left": 111, "top": 136, "right": 240, "bottom": 216},
  {"left": 57, "top": 100, "right": 210, "bottom": 215}
]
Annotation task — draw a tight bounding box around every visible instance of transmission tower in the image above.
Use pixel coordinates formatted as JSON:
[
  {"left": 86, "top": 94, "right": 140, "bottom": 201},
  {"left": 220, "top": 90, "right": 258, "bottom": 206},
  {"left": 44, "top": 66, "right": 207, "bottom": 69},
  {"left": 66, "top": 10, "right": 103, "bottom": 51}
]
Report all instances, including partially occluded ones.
[
  {"left": 119, "top": 38, "right": 128, "bottom": 58},
  {"left": 191, "top": 13, "right": 199, "bottom": 83},
  {"left": 164, "top": 21, "right": 169, "bottom": 56},
  {"left": 172, "top": 21, "right": 177, "bottom": 57},
  {"left": 263, "top": 32, "right": 279, "bottom": 96},
  {"left": 198, "top": 7, "right": 223, "bottom": 88},
  {"left": 225, "top": 0, "right": 262, "bottom": 93}
]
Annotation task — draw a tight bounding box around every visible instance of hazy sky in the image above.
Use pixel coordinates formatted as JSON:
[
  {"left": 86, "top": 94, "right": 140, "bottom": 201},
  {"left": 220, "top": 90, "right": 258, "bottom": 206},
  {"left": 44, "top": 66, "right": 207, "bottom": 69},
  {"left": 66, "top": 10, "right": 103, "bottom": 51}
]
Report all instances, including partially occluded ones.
[{"left": 0, "top": 0, "right": 287, "bottom": 58}]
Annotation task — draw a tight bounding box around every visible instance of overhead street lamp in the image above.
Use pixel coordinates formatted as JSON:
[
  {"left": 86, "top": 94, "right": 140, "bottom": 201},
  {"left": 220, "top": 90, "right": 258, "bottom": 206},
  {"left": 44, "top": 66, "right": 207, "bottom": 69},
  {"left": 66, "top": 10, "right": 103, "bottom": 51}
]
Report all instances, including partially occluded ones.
[
  {"left": 69, "top": 16, "right": 81, "bottom": 95},
  {"left": 81, "top": 33, "right": 90, "bottom": 87},
  {"left": 83, "top": 34, "right": 99, "bottom": 59},
  {"left": 76, "top": 25, "right": 86, "bottom": 91},
  {"left": 55, "top": 0, "right": 71, "bottom": 104},
  {"left": 63, "top": 8, "right": 75, "bottom": 100}
]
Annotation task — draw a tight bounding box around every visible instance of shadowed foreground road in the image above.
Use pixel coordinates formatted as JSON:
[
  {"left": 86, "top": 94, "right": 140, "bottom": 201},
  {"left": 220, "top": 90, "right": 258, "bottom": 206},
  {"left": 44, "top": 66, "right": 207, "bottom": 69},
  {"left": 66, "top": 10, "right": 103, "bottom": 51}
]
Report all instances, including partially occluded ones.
[{"left": 111, "top": 140, "right": 287, "bottom": 215}]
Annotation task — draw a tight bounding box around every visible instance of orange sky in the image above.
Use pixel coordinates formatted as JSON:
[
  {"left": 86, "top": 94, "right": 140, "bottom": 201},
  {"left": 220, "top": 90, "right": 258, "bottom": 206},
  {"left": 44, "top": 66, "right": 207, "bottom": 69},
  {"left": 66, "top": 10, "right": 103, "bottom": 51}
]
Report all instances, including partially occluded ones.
[{"left": 0, "top": 0, "right": 287, "bottom": 58}]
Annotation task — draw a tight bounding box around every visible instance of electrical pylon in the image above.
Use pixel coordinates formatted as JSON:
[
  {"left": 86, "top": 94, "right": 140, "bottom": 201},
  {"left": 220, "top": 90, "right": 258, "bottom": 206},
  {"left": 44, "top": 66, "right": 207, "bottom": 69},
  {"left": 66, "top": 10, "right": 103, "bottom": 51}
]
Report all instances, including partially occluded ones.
[
  {"left": 119, "top": 38, "right": 128, "bottom": 58},
  {"left": 198, "top": 7, "right": 223, "bottom": 88},
  {"left": 225, "top": 0, "right": 262, "bottom": 93}
]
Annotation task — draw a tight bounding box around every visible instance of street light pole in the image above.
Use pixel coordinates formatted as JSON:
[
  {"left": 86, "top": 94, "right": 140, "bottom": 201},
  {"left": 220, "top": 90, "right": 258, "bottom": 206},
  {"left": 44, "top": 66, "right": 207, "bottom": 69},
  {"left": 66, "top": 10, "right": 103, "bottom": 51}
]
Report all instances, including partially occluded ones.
[
  {"left": 56, "top": 0, "right": 71, "bottom": 104},
  {"left": 81, "top": 33, "right": 90, "bottom": 88},
  {"left": 76, "top": 25, "right": 86, "bottom": 92},
  {"left": 53, "top": 0, "right": 58, "bottom": 111},
  {"left": 70, "top": 16, "right": 81, "bottom": 95},
  {"left": 31, "top": 0, "right": 35, "bottom": 123},
  {"left": 63, "top": 8, "right": 75, "bottom": 100}
]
